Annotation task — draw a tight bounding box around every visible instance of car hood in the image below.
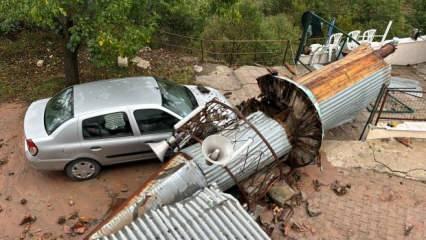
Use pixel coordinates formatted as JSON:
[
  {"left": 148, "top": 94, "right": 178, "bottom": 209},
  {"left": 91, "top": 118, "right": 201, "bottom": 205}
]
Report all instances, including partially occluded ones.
[
  {"left": 24, "top": 98, "right": 49, "bottom": 139},
  {"left": 185, "top": 85, "right": 231, "bottom": 107}
]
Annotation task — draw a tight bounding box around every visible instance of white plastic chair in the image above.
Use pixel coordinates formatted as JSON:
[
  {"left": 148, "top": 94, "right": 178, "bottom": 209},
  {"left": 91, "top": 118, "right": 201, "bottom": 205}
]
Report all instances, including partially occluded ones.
[
  {"left": 327, "top": 33, "right": 343, "bottom": 61},
  {"left": 347, "top": 30, "right": 361, "bottom": 50},
  {"left": 308, "top": 43, "right": 324, "bottom": 65},
  {"left": 361, "top": 29, "right": 376, "bottom": 43}
]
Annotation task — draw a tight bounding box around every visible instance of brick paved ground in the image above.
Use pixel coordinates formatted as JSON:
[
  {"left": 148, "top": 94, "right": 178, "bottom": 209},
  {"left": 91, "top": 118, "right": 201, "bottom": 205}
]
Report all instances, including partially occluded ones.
[{"left": 286, "top": 161, "right": 426, "bottom": 240}]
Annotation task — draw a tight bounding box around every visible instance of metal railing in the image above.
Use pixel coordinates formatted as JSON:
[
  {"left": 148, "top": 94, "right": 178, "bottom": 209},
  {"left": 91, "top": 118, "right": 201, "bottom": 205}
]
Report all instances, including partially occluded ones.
[
  {"left": 154, "top": 30, "right": 296, "bottom": 66},
  {"left": 360, "top": 87, "right": 426, "bottom": 139},
  {"left": 375, "top": 89, "right": 426, "bottom": 122}
]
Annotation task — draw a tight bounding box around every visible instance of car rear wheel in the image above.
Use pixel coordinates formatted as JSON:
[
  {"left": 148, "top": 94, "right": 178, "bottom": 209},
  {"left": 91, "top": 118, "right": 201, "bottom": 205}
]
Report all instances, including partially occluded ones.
[{"left": 65, "top": 159, "right": 101, "bottom": 181}]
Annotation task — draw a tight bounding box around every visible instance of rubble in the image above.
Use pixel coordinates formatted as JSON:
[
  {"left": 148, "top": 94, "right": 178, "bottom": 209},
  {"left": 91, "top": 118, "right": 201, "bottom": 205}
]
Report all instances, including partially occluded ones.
[
  {"left": 19, "top": 214, "right": 36, "bottom": 225},
  {"left": 120, "top": 184, "right": 129, "bottom": 193},
  {"left": 312, "top": 179, "right": 322, "bottom": 191},
  {"left": 63, "top": 225, "right": 72, "bottom": 234},
  {"left": 305, "top": 200, "right": 322, "bottom": 217},
  {"left": 136, "top": 59, "right": 150, "bottom": 69},
  {"left": 68, "top": 211, "right": 79, "bottom": 220},
  {"left": 62, "top": 213, "right": 94, "bottom": 236},
  {"left": 268, "top": 182, "right": 297, "bottom": 207},
  {"left": 71, "top": 221, "right": 87, "bottom": 234},
  {"left": 259, "top": 209, "right": 274, "bottom": 225},
  {"left": 330, "top": 180, "right": 351, "bottom": 196},
  {"left": 130, "top": 56, "right": 142, "bottom": 64},
  {"left": 117, "top": 56, "right": 128, "bottom": 68},
  {"left": 36, "top": 59, "right": 44, "bottom": 67},
  {"left": 404, "top": 224, "right": 414, "bottom": 236},
  {"left": 138, "top": 46, "right": 151, "bottom": 53},
  {"left": 193, "top": 64, "right": 203, "bottom": 73},
  {"left": 57, "top": 216, "right": 66, "bottom": 225}
]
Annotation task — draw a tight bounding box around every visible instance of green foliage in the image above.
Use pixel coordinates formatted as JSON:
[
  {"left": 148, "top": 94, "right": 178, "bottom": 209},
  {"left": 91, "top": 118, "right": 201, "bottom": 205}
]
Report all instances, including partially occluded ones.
[
  {"left": 0, "top": 0, "right": 155, "bottom": 66},
  {"left": 203, "top": 0, "right": 265, "bottom": 41},
  {"left": 200, "top": 0, "right": 300, "bottom": 65},
  {"left": 408, "top": 0, "right": 426, "bottom": 32},
  {"left": 152, "top": 0, "right": 209, "bottom": 36},
  {"left": 1, "top": 0, "right": 425, "bottom": 69}
]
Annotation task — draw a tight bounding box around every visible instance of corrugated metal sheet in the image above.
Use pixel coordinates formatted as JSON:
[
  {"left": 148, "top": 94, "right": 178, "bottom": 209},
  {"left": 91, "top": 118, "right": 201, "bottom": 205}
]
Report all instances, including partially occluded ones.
[
  {"left": 182, "top": 111, "right": 292, "bottom": 191},
  {"left": 90, "top": 158, "right": 206, "bottom": 238},
  {"left": 89, "top": 111, "right": 291, "bottom": 239},
  {"left": 98, "top": 185, "right": 270, "bottom": 240},
  {"left": 319, "top": 65, "right": 391, "bottom": 129}
]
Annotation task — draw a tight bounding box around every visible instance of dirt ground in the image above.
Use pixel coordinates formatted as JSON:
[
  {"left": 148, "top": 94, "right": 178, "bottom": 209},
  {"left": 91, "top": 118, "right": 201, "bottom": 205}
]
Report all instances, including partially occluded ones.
[{"left": 0, "top": 102, "right": 161, "bottom": 239}]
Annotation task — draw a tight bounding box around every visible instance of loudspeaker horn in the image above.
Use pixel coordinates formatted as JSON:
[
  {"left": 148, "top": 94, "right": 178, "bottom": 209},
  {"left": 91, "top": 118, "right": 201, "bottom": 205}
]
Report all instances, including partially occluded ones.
[
  {"left": 202, "top": 134, "right": 253, "bottom": 166},
  {"left": 148, "top": 136, "right": 177, "bottom": 162}
]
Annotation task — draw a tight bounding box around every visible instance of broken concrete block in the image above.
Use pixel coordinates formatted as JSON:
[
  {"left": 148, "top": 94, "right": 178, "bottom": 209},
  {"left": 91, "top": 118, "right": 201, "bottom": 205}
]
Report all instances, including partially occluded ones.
[
  {"left": 117, "top": 56, "right": 128, "bottom": 68},
  {"left": 193, "top": 65, "right": 203, "bottom": 73},
  {"left": 136, "top": 59, "right": 150, "bottom": 69},
  {"left": 259, "top": 209, "right": 274, "bottom": 225},
  {"left": 131, "top": 56, "right": 142, "bottom": 64},
  {"left": 36, "top": 60, "right": 44, "bottom": 67},
  {"left": 268, "top": 182, "right": 296, "bottom": 207},
  {"left": 306, "top": 200, "right": 322, "bottom": 217}
]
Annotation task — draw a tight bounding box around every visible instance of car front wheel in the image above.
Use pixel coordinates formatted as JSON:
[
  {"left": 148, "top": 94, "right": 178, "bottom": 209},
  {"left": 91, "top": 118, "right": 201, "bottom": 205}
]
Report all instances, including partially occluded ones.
[{"left": 65, "top": 159, "right": 101, "bottom": 181}]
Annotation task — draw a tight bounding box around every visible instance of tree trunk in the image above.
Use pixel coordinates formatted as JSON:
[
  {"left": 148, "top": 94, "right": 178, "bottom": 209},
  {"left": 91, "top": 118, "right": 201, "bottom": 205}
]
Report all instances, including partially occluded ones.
[
  {"left": 61, "top": 17, "right": 80, "bottom": 86},
  {"left": 64, "top": 44, "right": 79, "bottom": 86}
]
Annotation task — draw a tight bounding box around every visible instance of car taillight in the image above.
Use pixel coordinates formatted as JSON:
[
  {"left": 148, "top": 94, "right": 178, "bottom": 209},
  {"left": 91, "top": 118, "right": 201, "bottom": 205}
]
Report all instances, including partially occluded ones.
[{"left": 26, "top": 139, "right": 38, "bottom": 156}]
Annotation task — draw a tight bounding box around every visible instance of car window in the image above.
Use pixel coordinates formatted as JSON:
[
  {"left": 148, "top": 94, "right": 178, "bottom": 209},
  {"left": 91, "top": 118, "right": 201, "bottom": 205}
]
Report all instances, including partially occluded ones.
[
  {"left": 82, "top": 112, "right": 133, "bottom": 139},
  {"left": 156, "top": 78, "right": 198, "bottom": 117},
  {"left": 134, "top": 109, "right": 179, "bottom": 134},
  {"left": 44, "top": 87, "right": 74, "bottom": 135}
]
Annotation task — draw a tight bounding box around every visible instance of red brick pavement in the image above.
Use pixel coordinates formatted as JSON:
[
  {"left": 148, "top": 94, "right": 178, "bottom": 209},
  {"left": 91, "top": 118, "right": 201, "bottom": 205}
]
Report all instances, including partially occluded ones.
[{"left": 286, "top": 162, "right": 426, "bottom": 240}]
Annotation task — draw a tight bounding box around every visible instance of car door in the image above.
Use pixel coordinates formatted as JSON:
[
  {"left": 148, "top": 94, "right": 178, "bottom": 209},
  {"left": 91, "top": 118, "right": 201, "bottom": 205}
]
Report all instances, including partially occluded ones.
[
  {"left": 79, "top": 111, "right": 156, "bottom": 165},
  {"left": 131, "top": 108, "right": 180, "bottom": 155}
]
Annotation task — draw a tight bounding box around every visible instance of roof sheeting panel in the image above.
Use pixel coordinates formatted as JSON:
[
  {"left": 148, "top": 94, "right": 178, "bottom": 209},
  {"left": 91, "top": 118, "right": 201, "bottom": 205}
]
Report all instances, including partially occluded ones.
[{"left": 99, "top": 185, "right": 270, "bottom": 240}]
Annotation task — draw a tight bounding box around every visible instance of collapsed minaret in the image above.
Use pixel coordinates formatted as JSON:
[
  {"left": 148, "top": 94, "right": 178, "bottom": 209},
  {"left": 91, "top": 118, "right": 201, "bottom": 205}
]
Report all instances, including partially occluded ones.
[{"left": 87, "top": 44, "right": 395, "bottom": 239}]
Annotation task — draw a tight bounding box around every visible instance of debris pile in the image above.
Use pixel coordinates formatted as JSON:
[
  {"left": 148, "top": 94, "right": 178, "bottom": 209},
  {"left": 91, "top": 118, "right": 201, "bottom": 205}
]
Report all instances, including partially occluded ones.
[
  {"left": 62, "top": 211, "right": 97, "bottom": 236},
  {"left": 87, "top": 44, "right": 395, "bottom": 239}
]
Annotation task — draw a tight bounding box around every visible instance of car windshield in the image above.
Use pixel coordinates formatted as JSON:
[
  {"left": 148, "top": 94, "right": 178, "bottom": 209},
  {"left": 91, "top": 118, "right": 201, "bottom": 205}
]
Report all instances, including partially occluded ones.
[
  {"left": 156, "top": 78, "right": 198, "bottom": 117},
  {"left": 44, "top": 87, "right": 74, "bottom": 135}
]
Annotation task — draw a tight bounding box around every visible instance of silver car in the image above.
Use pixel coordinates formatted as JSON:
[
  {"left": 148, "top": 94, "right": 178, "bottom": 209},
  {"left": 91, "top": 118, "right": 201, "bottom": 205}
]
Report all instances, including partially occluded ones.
[{"left": 24, "top": 76, "right": 229, "bottom": 180}]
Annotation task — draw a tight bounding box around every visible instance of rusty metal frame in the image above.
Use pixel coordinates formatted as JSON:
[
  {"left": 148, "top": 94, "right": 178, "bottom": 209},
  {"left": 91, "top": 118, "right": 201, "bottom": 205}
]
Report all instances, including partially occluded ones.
[
  {"left": 360, "top": 87, "right": 426, "bottom": 140},
  {"left": 175, "top": 99, "right": 279, "bottom": 163},
  {"left": 376, "top": 88, "right": 426, "bottom": 121},
  {"left": 174, "top": 99, "right": 284, "bottom": 207}
]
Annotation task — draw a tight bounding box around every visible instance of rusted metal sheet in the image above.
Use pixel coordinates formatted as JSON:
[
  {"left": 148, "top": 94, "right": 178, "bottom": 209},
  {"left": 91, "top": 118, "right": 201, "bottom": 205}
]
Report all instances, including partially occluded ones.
[
  {"left": 296, "top": 44, "right": 392, "bottom": 102},
  {"left": 97, "top": 185, "right": 270, "bottom": 240},
  {"left": 239, "top": 44, "right": 394, "bottom": 167}
]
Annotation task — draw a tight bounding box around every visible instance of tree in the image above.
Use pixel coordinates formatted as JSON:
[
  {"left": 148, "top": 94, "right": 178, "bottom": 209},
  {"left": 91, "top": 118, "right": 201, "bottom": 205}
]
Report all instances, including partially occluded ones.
[{"left": 0, "top": 0, "right": 155, "bottom": 85}]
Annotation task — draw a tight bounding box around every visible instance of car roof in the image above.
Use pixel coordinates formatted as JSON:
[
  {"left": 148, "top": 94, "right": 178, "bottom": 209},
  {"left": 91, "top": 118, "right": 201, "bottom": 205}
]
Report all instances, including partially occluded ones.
[{"left": 73, "top": 76, "right": 162, "bottom": 115}]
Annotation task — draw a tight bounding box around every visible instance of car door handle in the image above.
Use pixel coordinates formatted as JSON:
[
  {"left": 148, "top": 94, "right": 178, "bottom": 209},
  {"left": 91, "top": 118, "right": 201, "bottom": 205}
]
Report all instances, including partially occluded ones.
[{"left": 90, "top": 146, "right": 103, "bottom": 151}]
